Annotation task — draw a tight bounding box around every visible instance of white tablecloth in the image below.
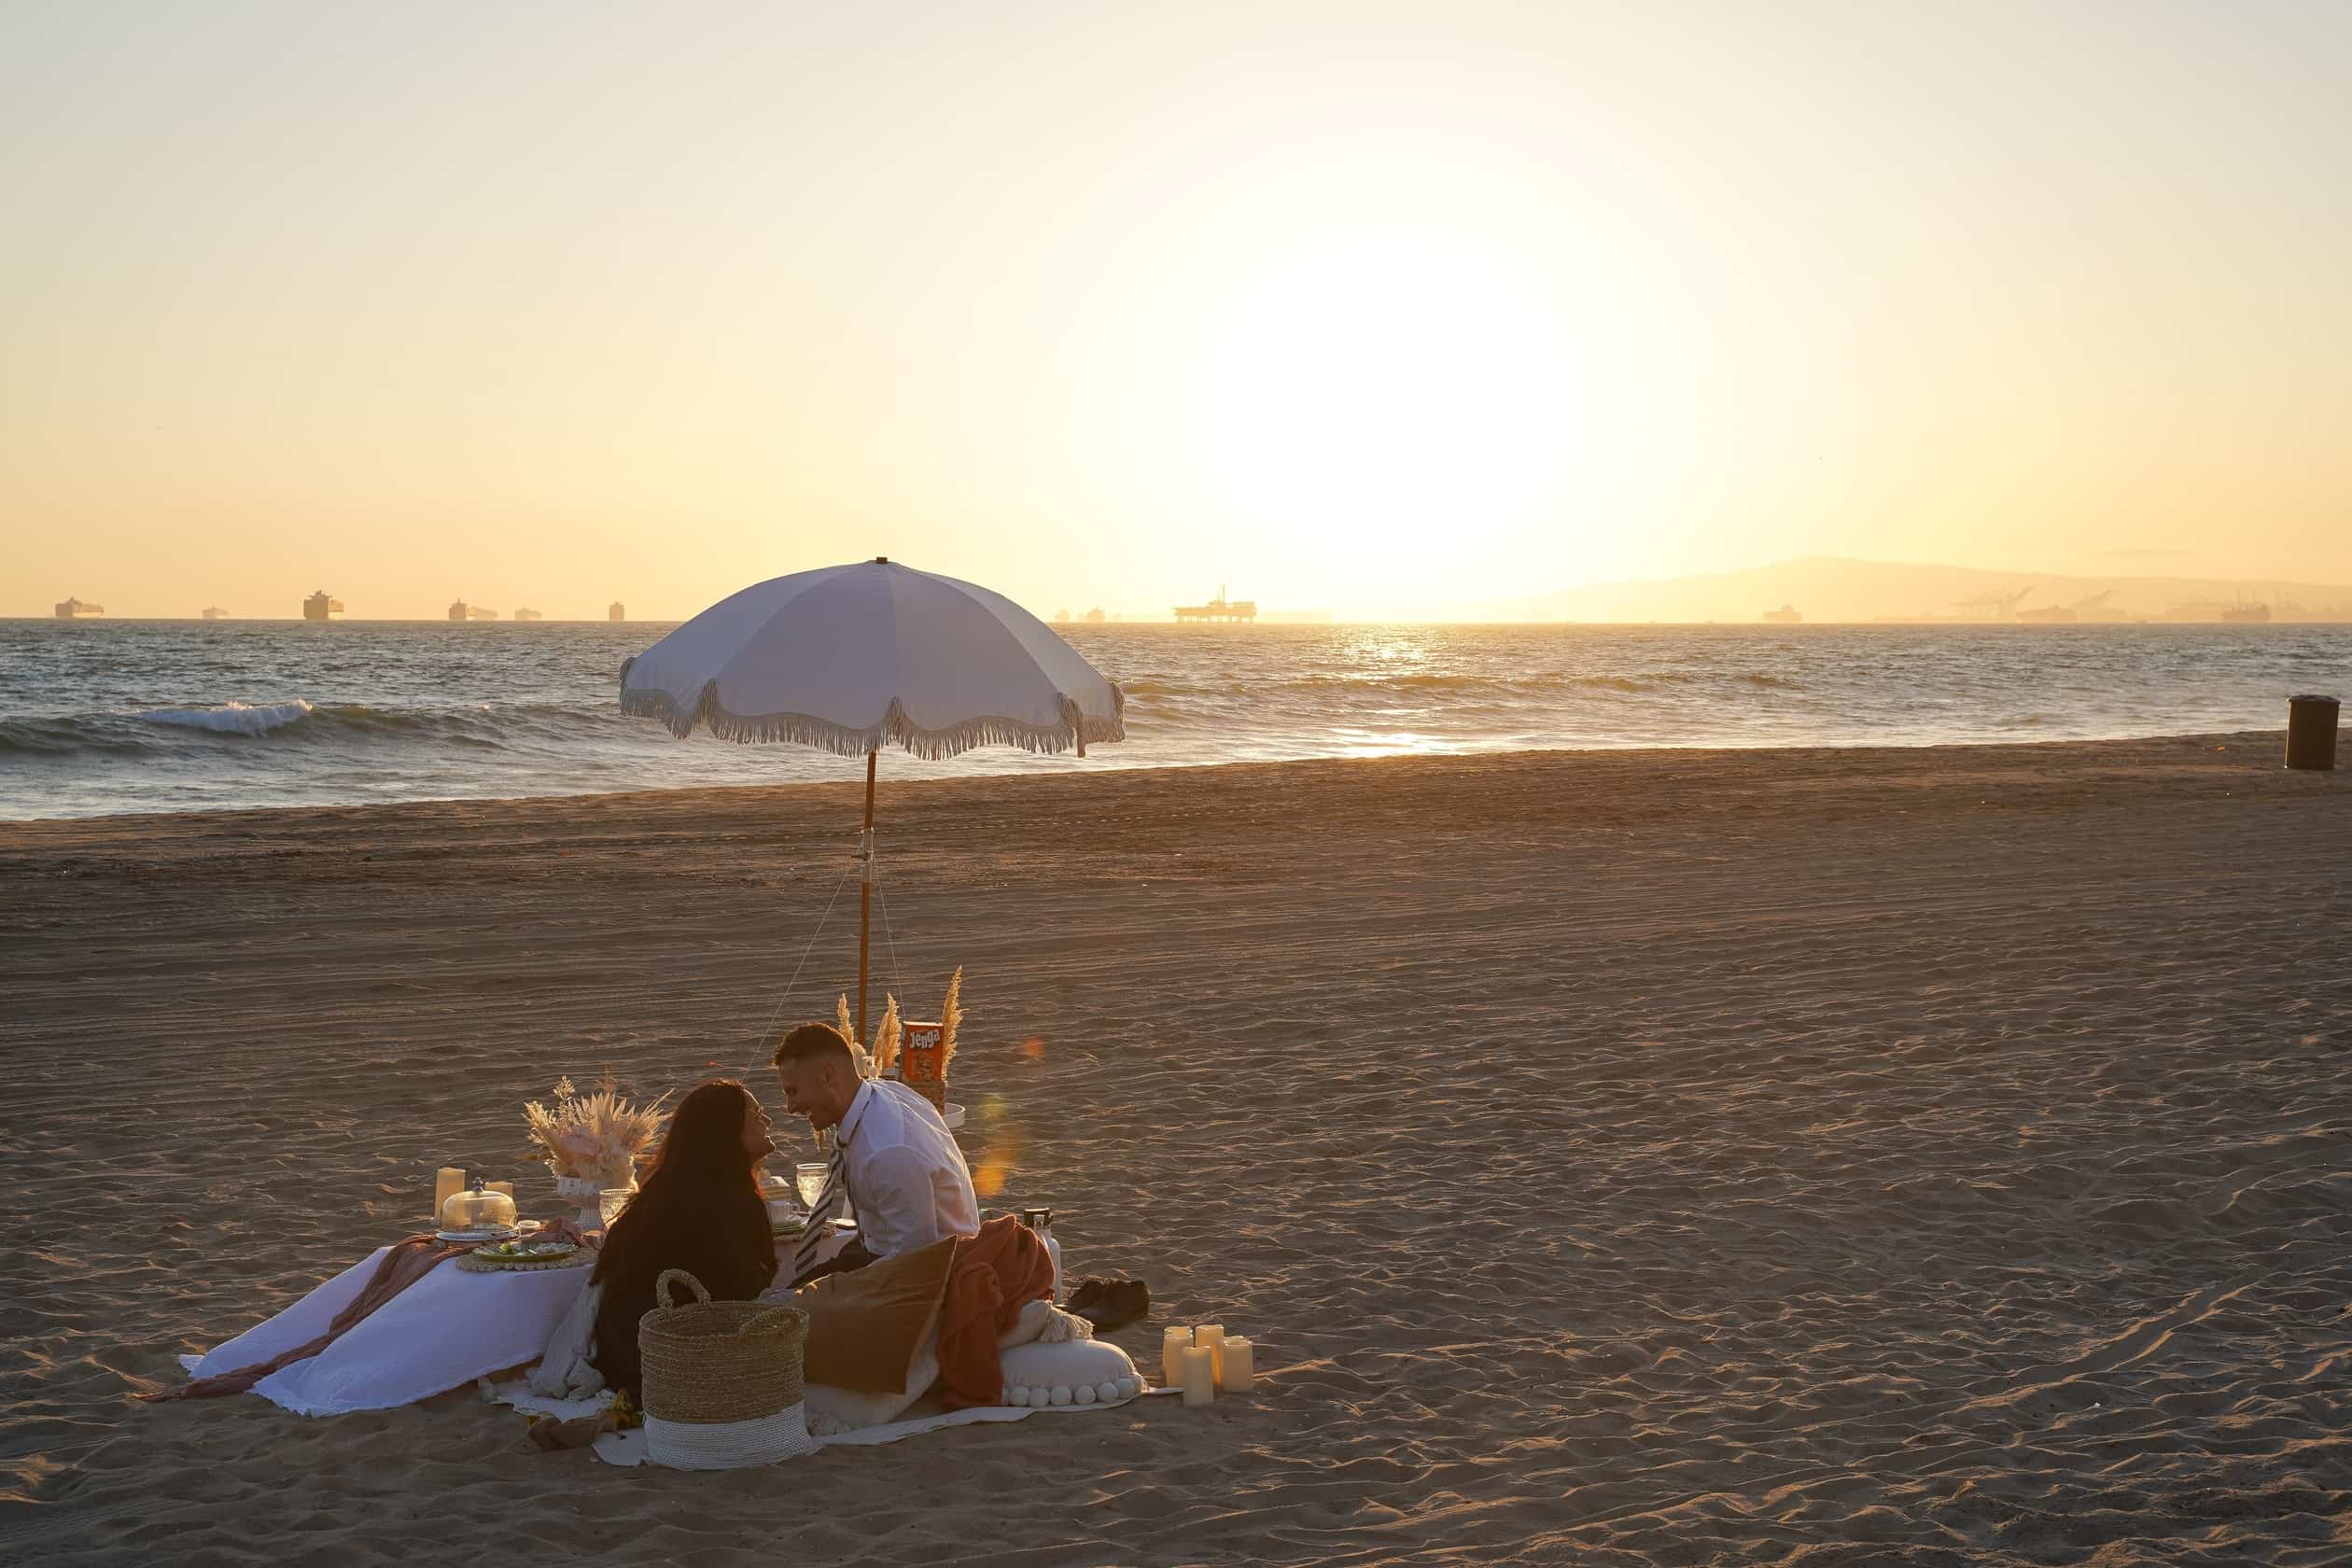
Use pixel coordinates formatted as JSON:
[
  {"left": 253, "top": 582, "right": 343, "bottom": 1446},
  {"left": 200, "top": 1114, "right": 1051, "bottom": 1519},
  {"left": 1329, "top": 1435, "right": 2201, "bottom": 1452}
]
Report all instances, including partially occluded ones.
[{"left": 186, "top": 1248, "right": 595, "bottom": 1417}]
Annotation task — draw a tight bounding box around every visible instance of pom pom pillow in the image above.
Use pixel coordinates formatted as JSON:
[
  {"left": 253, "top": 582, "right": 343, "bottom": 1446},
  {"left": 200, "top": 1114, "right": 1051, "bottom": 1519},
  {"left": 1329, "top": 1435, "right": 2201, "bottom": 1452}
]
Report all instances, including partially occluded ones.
[{"left": 996, "top": 1337, "right": 1145, "bottom": 1408}]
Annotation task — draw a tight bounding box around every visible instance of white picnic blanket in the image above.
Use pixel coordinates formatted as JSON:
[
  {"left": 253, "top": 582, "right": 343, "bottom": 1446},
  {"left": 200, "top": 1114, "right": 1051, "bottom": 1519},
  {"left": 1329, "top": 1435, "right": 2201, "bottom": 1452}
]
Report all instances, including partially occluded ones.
[
  {"left": 486, "top": 1380, "right": 1161, "bottom": 1466},
  {"left": 182, "top": 1247, "right": 595, "bottom": 1416}
]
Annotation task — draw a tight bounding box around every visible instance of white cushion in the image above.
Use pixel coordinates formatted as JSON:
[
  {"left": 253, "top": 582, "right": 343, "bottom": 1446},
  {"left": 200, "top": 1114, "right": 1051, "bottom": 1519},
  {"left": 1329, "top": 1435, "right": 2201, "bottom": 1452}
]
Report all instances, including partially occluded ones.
[{"left": 996, "top": 1337, "right": 1143, "bottom": 1408}]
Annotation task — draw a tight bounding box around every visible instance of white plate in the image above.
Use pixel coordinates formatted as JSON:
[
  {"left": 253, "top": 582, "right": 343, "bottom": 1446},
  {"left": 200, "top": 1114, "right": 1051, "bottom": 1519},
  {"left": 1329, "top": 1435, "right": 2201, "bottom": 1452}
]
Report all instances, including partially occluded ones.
[{"left": 436, "top": 1225, "right": 518, "bottom": 1243}]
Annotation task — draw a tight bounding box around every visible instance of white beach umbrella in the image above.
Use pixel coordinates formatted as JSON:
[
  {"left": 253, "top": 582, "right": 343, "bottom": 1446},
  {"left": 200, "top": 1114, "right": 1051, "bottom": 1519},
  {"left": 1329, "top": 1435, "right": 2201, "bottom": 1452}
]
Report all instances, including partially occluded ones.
[{"left": 619, "top": 556, "right": 1126, "bottom": 1039}]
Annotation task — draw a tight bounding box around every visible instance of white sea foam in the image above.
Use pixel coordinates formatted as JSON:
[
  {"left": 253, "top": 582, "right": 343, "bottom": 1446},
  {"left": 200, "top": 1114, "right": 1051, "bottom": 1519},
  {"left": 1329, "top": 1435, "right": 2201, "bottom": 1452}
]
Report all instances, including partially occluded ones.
[{"left": 135, "top": 699, "right": 315, "bottom": 735}]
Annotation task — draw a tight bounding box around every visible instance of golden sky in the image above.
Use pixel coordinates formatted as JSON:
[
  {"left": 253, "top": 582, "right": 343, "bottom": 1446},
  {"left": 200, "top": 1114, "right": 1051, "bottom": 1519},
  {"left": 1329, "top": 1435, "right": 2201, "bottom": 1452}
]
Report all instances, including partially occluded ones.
[{"left": 5, "top": 2, "right": 2348, "bottom": 620}]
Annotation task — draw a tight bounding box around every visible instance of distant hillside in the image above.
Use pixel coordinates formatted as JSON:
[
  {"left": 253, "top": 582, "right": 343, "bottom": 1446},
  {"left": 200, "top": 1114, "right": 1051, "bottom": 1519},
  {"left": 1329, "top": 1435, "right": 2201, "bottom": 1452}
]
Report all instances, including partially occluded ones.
[{"left": 1486, "top": 558, "right": 2352, "bottom": 623}]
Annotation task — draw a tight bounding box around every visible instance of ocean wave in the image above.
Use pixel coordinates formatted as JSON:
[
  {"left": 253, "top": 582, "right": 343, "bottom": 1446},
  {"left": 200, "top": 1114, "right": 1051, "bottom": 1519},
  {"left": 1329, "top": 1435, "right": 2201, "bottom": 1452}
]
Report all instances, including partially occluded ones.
[
  {"left": 2, "top": 698, "right": 623, "bottom": 759},
  {"left": 1285, "top": 673, "right": 1490, "bottom": 691},
  {"left": 1123, "top": 668, "right": 1808, "bottom": 704},
  {"left": 137, "top": 699, "right": 315, "bottom": 735},
  {"left": 0, "top": 716, "right": 159, "bottom": 756}
]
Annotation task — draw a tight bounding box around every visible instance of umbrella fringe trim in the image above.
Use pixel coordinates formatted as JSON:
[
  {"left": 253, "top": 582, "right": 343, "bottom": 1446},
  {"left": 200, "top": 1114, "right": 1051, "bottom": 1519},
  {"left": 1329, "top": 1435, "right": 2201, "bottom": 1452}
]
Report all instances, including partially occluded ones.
[{"left": 618, "top": 681, "right": 1125, "bottom": 761}]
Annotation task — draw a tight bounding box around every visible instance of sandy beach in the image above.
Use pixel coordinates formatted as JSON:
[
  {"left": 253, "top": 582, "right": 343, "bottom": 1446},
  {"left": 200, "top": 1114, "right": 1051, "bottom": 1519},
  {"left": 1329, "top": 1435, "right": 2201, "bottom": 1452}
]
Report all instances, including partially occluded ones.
[{"left": 4, "top": 734, "right": 2349, "bottom": 1566}]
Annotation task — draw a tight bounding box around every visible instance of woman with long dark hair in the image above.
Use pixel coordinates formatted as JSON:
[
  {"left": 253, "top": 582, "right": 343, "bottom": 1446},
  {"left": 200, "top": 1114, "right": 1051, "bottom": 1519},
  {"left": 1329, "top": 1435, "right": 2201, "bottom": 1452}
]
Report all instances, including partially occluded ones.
[{"left": 588, "top": 1079, "right": 777, "bottom": 1398}]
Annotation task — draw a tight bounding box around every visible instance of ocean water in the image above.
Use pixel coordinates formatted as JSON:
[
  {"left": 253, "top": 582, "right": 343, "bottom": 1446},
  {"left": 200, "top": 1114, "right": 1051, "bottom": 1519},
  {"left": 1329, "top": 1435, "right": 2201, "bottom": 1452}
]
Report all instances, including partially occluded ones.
[{"left": 1, "top": 619, "right": 2345, "bottom": 820}]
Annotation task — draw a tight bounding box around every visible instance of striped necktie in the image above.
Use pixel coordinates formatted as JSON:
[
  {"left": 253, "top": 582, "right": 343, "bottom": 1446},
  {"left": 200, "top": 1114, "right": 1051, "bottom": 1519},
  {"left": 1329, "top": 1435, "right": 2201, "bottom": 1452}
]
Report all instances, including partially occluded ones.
[{"left": 790, "top": 1133, "right": 848, "bottom": 1286}]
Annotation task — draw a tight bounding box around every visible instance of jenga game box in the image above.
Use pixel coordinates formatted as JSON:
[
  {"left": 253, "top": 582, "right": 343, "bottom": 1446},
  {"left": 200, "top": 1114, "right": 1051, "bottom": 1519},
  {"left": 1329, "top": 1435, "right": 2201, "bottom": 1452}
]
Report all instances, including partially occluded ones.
[{"left": 900, "top": 1021, "right": 947, "bottom": 1113}]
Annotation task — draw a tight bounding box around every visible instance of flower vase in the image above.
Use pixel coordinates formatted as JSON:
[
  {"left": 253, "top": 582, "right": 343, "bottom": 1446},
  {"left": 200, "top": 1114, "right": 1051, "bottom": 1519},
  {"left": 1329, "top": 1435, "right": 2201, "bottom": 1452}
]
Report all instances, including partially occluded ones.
[{"left": 553, "top": 1174, "right": 607, "bottom": 1232}]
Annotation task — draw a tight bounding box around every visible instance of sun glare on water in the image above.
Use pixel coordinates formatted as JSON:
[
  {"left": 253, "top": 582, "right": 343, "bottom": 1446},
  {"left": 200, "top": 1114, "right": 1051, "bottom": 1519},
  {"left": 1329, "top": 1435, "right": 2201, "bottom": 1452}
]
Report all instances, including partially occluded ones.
[{"left": 1190, "top": 231, "right": 1589, "bottom": 600}]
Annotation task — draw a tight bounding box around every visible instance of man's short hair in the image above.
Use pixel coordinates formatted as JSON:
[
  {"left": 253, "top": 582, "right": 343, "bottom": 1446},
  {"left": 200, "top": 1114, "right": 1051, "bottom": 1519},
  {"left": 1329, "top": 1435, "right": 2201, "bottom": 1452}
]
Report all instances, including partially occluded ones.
[{"left": 771, "top": 1021, "right": 856, "bottom": 1071}]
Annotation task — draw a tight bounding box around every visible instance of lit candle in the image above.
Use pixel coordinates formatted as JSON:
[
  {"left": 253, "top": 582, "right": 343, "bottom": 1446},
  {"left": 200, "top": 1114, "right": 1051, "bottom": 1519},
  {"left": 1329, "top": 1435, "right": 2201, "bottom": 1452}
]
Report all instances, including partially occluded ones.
[
  {"left": 1180, "top": 1345, "right": 1215, "bottom": 1407},
  {"left": 1161, "top": 1326, "right": 1192, "bottom": 1390},
  {"left": 1218, "top": 1337, "right": 1254, "bottom": 1393},
  {"left": 1194, "top": 1323, "right": 1225, "bottom": 1383},
  {"left": 434, "top": 1167, "right": 465, "bottom": 1225}
]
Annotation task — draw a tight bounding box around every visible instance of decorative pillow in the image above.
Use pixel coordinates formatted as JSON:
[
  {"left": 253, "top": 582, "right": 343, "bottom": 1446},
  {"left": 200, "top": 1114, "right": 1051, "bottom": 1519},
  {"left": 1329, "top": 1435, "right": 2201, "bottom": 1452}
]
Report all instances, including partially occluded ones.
[
  {"left": 806, "top": 1334, "right": 941, "bottom": 1436},
  {"left": 996, "top": 1337, "right": 1144, "bottom": 1408},
  {"left": 794, "top": 1239, "right": 955, "bottom": 1393}
]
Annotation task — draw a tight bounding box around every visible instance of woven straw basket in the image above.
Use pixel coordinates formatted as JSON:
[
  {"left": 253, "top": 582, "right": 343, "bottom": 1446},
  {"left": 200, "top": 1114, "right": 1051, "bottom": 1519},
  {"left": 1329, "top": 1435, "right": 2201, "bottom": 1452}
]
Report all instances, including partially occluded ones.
[{"left": 637, "top": 1269, "right": 813, "bottom": 1468}]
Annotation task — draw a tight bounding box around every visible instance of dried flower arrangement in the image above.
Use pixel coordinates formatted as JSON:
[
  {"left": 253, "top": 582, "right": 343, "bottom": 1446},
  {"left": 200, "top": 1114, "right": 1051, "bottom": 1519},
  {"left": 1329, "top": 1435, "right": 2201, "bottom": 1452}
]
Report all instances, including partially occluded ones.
[
  {"left": 830, "top": 971, "right": 961, "bottom": 1106},
  {"left": 873, "top": 994, "right": 903, "bottom": 1077},
  {"left": 522, "top": 1072, "right": 668, "bottom": 1193},
  {"left": 833, "top": 994, "right": 878, "bottom": 1079},
  {"left": 939, "top": 966, "right": 962, "bottom": 1074}
]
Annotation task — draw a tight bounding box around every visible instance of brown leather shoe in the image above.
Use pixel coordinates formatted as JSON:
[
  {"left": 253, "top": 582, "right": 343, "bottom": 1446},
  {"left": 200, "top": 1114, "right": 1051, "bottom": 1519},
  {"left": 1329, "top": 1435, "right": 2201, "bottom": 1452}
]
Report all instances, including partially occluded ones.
[{"left": 1075, "top": 1280, "right": 1149, "bottom": 1333}]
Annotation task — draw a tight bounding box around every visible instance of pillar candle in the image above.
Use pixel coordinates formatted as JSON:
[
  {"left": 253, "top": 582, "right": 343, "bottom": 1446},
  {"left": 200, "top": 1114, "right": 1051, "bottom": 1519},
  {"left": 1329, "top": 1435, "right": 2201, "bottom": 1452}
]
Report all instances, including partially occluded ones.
[
  {"left": 486, "top": 1181, "right": 514, "bottom": 1200},
  {"left": 1161, "top": 1326, "right": 1193, "bottom": 1390},
  {"left": 434, "top": 1167, "right": 465, "bottom": 1224},
  {"left": 1180, "top": 1345, "right": 1215, "bottom": 1407},
  {"left": 1194, "top": 1323, "right": 1225, "bottom": 1383},
  {"left": 1218, "top": 1337, "right": 1254, "bottom": 1393}
]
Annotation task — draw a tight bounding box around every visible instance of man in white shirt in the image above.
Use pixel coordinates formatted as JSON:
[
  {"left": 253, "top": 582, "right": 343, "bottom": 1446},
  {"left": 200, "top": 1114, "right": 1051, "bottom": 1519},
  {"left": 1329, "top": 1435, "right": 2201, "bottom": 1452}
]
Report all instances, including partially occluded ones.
[{"left": 771, "top": 1021, "right": 979, "bottom": 1282}]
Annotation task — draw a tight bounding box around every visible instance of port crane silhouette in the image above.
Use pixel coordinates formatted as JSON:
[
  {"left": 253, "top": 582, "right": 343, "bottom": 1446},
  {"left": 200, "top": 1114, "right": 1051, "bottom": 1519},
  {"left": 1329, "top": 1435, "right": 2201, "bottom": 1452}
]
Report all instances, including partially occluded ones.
[{"left": 1953, "top": 587, "right": 2033, "bottom": 618}]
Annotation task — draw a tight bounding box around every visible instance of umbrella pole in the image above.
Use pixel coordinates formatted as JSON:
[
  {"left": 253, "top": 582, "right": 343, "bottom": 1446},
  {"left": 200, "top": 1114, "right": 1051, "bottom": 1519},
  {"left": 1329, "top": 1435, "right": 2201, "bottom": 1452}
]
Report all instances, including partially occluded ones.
[{"left": 856, "top": 749, "right": 876, "bottom": 1045}]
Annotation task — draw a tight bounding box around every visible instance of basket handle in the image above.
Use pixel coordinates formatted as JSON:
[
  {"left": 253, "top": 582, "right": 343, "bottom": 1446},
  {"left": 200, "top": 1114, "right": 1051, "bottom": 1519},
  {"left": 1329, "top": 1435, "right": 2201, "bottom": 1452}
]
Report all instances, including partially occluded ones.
[{"left": 653, "top": 1268, "right": 711, "bottom": 1310}]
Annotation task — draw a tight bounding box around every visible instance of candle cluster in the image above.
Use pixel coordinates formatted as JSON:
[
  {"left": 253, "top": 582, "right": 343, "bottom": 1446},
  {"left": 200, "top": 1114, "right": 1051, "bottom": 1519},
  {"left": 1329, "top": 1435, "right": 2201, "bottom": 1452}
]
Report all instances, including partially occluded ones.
[{"left": 1161, "top": 1323, "right": 1256, "bottom": 1405}]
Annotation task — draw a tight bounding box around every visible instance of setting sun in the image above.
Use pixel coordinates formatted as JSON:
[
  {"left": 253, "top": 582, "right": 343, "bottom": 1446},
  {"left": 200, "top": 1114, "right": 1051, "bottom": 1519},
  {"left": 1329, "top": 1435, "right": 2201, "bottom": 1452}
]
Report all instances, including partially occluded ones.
[{"left": 1189, "top": 228, "right": 1589, "bottom": 594}]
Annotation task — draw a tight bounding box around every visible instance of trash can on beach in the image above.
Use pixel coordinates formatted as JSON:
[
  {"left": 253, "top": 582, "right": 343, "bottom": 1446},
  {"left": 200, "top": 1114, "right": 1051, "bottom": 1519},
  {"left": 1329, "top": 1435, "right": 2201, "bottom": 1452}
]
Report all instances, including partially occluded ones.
[{"left": 2285, "top": 694, "right": 2339, "bottom": 771}]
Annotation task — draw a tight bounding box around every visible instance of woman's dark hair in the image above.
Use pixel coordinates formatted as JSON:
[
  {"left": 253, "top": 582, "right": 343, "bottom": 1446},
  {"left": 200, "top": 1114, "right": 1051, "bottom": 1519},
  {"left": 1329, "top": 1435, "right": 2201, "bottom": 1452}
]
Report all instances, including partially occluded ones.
[{"left": 589, "top": 1079, "right": 777, "bottom": 1394}]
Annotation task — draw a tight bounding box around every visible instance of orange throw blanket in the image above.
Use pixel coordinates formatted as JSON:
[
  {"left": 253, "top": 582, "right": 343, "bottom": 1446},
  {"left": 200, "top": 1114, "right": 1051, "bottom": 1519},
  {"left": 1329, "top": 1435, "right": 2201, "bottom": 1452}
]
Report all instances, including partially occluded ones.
[{"left": 934, "top": 1215, "right": 1056, "bottom": 1411}]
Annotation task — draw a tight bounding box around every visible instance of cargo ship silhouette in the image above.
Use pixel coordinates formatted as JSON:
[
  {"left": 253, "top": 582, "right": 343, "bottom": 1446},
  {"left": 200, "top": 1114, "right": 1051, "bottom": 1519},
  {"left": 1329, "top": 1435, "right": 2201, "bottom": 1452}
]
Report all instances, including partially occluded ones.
[{"left": 1174, "top": 585, "right": 1255, "bottom": 623}]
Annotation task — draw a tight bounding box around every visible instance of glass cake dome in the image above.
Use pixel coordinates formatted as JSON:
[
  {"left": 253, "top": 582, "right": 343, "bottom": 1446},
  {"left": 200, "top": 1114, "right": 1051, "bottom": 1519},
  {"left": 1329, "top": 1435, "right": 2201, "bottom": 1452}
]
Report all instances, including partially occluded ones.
[{"left": 441, "top": 1177, "right": 517, "bottom": 1231}]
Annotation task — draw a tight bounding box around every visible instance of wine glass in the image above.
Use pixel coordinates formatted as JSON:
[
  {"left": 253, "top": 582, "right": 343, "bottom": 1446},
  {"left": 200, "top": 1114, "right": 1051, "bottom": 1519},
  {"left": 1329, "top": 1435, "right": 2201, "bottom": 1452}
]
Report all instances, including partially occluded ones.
[{"left": 795, "top": 1162, "right": 830, "bottom": 1210}]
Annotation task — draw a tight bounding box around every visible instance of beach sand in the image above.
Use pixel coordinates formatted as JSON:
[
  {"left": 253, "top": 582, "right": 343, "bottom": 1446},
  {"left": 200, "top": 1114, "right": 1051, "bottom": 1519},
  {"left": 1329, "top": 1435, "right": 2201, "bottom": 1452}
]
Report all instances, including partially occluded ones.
[{"left": 4, "top": 734, "right": 2349, "bottom": 1565}]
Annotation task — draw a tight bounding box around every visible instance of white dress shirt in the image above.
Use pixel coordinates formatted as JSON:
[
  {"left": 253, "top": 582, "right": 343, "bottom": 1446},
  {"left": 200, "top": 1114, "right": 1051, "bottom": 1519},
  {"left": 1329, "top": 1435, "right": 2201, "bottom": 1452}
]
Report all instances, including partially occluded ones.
[{"left": 838, "top": 1078, "right": 980, "bottom": 1259}]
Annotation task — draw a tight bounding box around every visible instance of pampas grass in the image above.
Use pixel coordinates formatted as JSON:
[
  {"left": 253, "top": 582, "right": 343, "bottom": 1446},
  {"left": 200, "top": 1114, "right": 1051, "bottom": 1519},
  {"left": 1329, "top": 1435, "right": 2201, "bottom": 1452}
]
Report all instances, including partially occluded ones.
[
  {"left": 875, "top": 994, "right": 903, "bottom": 1077},
  {"left": 833, "top": 992, "right": 878, "bottom": 1078},
  {"left": 523, "top": 1070, "right": 667, "bottom": 1188},
  {"left": 938, "top": 967, "right": 964, "bottom": 1074}
]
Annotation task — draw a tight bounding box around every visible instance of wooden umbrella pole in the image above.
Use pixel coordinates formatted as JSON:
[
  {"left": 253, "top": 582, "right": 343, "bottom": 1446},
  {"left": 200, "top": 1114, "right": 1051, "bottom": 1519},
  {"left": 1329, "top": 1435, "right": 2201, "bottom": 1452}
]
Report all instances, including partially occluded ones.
[{"left": 855, "top": 749, "right": 876, "bottom": 1046}]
